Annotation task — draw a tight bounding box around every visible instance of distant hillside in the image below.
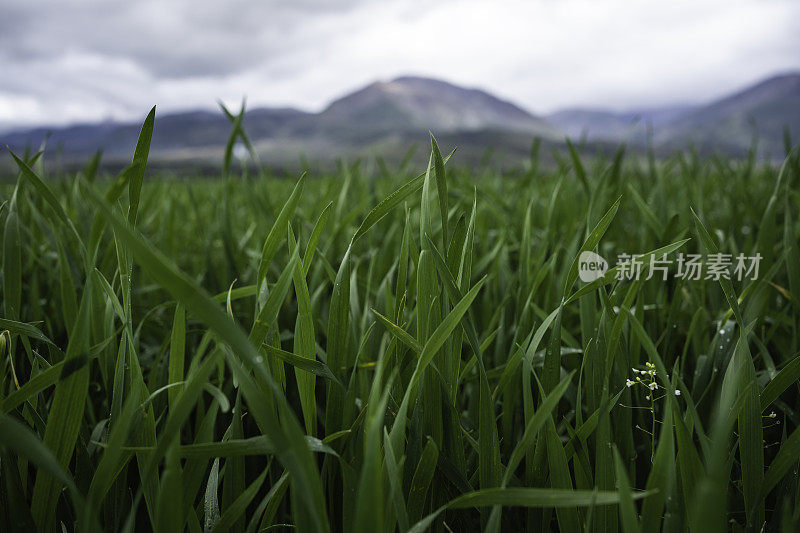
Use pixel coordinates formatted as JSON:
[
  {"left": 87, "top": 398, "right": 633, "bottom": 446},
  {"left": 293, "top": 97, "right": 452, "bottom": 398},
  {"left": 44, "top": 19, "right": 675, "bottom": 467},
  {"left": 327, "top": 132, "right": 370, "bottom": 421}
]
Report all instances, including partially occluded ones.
[
  {"left": 0, "top": 76, "right": 558, "bottom": 163},
  {"left": 307, "top": 76, "right": 556, "bottom": 139},
  {"left": 0, "top": 108, "right": 310, "bottom": 160},
  {"left": 1, "top": 73, "right": 797, "bottom": 166},
  {"left": 656, "top": 73, "right": 800, "bottom": 156},
  {"left": 546, "top": 105, "right": 696, "bottom": 142}
]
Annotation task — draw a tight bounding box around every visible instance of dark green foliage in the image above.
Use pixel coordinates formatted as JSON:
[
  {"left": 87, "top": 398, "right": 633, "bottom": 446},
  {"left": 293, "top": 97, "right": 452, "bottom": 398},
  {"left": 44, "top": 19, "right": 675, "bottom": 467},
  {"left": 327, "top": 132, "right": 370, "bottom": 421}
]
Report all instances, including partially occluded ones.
[{"left": 1, "top": 112, "right": 799, "bottom": 532}]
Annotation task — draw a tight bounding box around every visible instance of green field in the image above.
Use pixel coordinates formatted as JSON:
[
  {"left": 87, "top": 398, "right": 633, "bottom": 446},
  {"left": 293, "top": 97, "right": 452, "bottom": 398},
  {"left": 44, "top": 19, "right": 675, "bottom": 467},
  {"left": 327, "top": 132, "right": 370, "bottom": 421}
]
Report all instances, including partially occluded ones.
[{"left": 1, "top": 110, "right": 799, "bottom": 532}]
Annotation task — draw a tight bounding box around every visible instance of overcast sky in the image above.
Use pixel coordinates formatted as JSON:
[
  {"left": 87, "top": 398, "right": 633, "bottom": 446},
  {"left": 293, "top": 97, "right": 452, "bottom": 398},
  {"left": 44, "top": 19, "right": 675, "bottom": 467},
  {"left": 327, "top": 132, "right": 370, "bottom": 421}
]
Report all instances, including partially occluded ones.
[{"left": 1, "top": 0, "right": 798, "bottom": 130}]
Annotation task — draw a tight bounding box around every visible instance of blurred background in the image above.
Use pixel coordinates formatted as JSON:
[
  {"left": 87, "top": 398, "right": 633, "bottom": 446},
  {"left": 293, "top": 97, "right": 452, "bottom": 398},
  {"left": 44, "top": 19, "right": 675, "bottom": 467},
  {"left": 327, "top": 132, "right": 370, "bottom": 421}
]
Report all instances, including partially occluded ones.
[{"left": 1, "top": 0, "right": 799, "bottom": 169}]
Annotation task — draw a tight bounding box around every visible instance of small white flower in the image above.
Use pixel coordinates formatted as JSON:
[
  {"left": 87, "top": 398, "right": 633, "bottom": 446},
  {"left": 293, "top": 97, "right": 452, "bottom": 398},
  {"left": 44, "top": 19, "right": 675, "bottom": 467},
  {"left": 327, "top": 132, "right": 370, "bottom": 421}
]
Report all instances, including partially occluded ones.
[
  {"left": 626, "top": 379, "right": 634, "bottom": 387},
  {"left": 769, "top": 411, "right": 777, "bottom": 419},
  {"left": 648, "top": 382, "right": 658, "bottom": 390},
  {"left": 675, "top": 389, "right": 681, "bottom": 396}
]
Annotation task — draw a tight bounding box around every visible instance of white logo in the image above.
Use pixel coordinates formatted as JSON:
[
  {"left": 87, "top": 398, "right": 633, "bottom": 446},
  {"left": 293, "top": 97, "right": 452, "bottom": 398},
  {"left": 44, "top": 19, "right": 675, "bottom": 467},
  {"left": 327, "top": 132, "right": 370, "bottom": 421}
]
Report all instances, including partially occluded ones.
[{"left": 578, "top": 251, "right": 608, "bottom": 282}]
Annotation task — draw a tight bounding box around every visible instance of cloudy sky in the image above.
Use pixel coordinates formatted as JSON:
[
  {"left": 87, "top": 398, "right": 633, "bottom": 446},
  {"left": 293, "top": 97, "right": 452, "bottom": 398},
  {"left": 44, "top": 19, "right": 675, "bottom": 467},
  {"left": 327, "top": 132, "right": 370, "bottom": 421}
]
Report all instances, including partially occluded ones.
[{"left": 1, "top": 0, "right": 798, "bottom": 130}]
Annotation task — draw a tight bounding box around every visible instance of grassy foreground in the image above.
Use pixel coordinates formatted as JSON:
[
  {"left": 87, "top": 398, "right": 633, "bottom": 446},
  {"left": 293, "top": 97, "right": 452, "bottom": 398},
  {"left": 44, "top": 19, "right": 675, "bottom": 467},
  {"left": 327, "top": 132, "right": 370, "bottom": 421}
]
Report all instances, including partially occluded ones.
[{"left": 1, "top": 109, "right": 800, "bottom": 532}]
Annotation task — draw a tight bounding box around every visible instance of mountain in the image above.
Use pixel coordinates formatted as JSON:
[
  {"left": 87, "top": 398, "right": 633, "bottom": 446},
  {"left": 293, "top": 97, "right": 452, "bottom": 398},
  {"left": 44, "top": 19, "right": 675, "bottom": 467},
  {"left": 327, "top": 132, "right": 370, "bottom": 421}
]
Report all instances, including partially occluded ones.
[
  {"left": 0, "top": 107, "right": 310, "bottom": 160},
  {"left": 656, "top": 73, "right": 800, "bottom": 155},
  {"left": 546, "top": 105, "right": 697, "bottom": 142},
  {"left": 1, "top": 73, "right": 797, "bottom": 167},
  {"left": 307, "top": 76, "right": 556, "bottom": 139},
  {"left": 545, "top": 73, "right": 799, "bottom": 157},
  {"left": 0, "top": 76, "right": 557, "bottom": 165}
]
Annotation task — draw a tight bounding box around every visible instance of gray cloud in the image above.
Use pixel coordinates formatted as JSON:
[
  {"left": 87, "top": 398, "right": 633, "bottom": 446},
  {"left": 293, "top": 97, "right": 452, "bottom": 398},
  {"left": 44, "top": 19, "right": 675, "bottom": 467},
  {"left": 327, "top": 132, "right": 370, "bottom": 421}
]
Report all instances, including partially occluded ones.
[
  {"left": 1, "top": 0, "right": 799, "bottom": 130},
  {"left": 0, "top": 1, "right": 369, "bottom": 77}
]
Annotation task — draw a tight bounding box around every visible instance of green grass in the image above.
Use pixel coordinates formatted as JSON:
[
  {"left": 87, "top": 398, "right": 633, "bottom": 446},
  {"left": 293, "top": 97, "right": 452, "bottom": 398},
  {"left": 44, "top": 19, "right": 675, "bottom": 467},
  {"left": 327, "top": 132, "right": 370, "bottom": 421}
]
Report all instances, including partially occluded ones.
[{"left": 1, "top": 108, "right": 800, "bottom": 532}]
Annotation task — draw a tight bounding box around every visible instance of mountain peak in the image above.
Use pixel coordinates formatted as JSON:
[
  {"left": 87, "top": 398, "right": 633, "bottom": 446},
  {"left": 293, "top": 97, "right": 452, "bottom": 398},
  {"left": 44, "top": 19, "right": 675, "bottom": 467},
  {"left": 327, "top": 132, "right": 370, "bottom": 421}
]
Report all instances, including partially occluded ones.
[
  {"left": 319, "top": 75, "right": 554, "bottom": 136},
  {"left": 388, "top": 75, "right": 461, "bottom": 88}
]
